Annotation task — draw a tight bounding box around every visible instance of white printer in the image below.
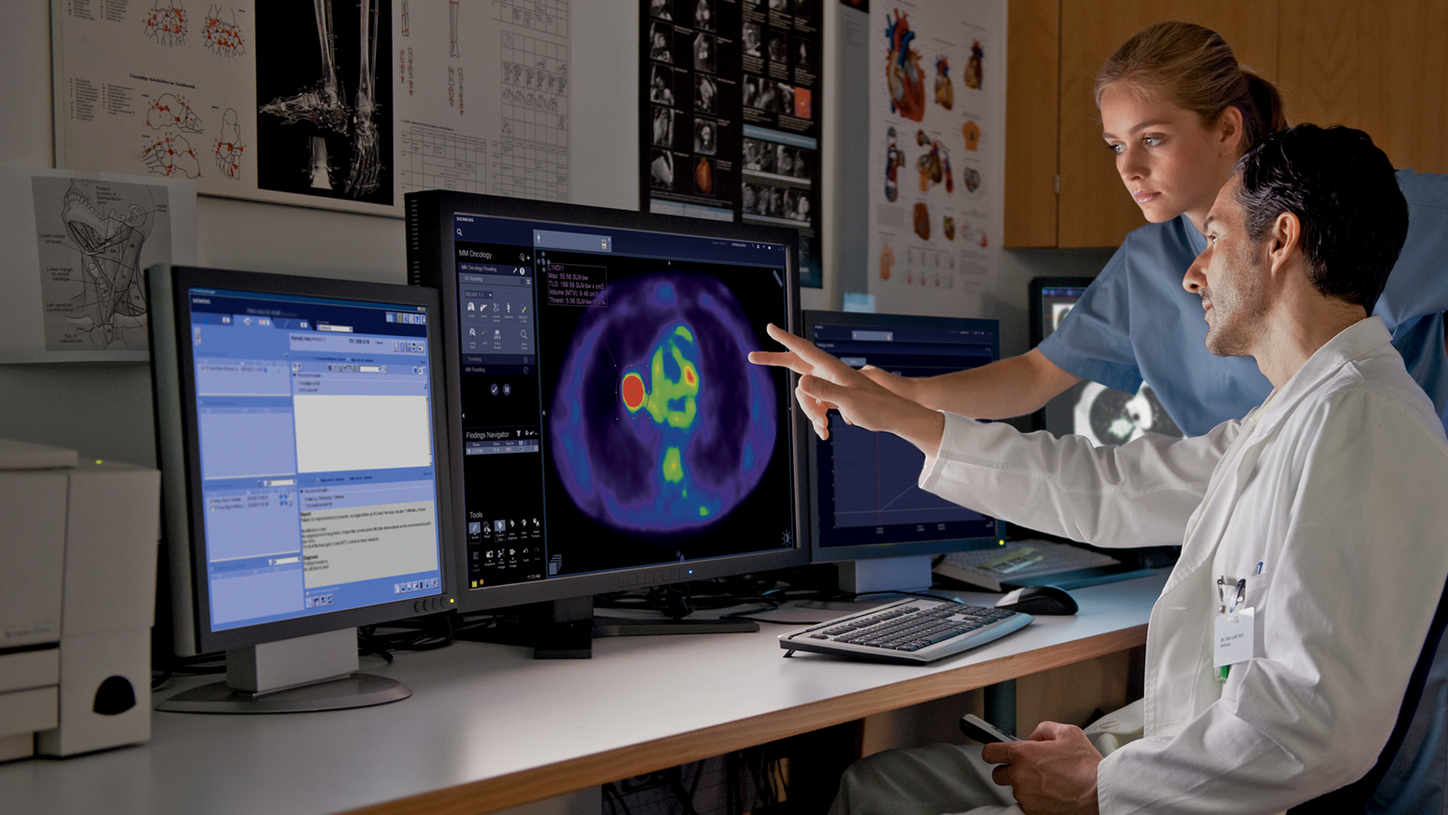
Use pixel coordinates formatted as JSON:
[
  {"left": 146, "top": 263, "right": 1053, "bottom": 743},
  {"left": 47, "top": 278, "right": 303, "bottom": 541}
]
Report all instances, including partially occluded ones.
[{"left": 0, "top": 439, "right": 159, "bottom": 761}]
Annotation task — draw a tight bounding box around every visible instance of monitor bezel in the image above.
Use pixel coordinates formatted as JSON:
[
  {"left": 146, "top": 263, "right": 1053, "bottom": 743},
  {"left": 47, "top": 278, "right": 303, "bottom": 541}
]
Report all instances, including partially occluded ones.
[
  {"left": 1027, "top": 276, "right": 1095, "bottom": 433},
  {"left": 406, "top": 192, "right": 809, "bottom": 614},
  {"left": 149, "top": 264, "right": 457, "bottom": 657},
  {"left": 1027, "top": 276, "right": 1095, "bottom": 349},
  {"left": 801, "top": 309, "right": 1005, "bottom": 563}
]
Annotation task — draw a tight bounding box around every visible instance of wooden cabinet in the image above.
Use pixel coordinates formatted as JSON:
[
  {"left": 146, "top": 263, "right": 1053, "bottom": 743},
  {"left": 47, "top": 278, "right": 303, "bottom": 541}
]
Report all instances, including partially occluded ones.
[
  {"left": 1006, "top": 0, "right": 1445, "bottom": 249},
  {"left": 1276, "top": 0, "right": 1448, "bottom": 175}
]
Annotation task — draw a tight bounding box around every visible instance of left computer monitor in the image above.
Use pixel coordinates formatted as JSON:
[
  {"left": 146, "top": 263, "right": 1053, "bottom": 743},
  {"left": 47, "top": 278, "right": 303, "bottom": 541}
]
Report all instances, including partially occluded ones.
[
  {"left": 148, "top": 265, "right": 454, "bottom": 712},
  {"left": 802, "top": 310, "right": 1005, "bottom": 592}
]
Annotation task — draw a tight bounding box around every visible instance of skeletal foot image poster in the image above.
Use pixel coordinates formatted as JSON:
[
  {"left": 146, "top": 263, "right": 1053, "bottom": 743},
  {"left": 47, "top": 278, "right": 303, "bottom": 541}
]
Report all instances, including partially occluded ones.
[{"left": 254, "top": 0, "right": 394, "bottom": 205}]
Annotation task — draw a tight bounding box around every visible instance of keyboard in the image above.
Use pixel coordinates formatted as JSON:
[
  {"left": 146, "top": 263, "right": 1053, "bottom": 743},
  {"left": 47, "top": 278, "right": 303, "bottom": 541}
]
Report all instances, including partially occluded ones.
[
  {"left": 778, "top": 597, "right": 1032, "bottom": 664},
  {"left": 934, "top": 539, "right": 1121, "bottom": 591}
]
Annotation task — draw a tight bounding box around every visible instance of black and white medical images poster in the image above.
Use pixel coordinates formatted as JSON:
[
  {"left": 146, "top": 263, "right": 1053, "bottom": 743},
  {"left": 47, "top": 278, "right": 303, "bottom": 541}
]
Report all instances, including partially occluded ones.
[{"left": 640, "top": 0, "right": 823, "bottom": 288}]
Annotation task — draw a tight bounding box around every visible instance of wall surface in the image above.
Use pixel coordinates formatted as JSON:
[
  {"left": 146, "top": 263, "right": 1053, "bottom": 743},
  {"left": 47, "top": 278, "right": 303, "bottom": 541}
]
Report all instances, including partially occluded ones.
[{"left": 0, "top": 0, "right": 1098, "bottom": 466}]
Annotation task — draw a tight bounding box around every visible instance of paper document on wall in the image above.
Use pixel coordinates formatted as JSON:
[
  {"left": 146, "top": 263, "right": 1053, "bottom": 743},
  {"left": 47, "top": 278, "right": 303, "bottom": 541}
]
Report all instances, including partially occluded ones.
[
  {"left": 867, "top": 0, "right": 1004, "bottom": 317},
  {"left": 52, "top": 1, "right": 573, "bottom": 215},
  {"left": 0, "top": 168, "right": 197, "bottom": 363}
]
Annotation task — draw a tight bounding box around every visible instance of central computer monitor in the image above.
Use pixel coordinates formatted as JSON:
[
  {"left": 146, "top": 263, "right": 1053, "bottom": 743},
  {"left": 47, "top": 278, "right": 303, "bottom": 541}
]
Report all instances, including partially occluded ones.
[
  {"left": 803, "top": 311, "right": 1005, "bottom": 593},
  {"left": 406, "top": 192, "right": 807, "bottom": 655},
  {"left": 149, "top": 265, "right": 454, "bottom": 712}
]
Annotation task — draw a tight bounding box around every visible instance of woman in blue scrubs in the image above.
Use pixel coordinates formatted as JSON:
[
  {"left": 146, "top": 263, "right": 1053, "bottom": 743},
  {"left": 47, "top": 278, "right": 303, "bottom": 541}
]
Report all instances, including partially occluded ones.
[{"left": 866, "top": 21, "right": 1448, "bottom": 436}]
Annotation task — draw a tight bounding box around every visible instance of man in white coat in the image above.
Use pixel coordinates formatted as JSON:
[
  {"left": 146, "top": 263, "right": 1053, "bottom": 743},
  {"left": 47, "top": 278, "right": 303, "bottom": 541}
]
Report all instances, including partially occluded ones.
[{"left": 751, "top": 124, "right": 1448, "bottom": 814}]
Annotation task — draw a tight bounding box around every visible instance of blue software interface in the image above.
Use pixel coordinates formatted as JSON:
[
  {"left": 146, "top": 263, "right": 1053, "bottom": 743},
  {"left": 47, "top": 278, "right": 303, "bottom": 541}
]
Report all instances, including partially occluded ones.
[
  {"left": 809, "top": 319, "right": 1001, "bottom": 549},
  {"left": 186, "top": 288, "right": 444, "bottom": 631},
  {"left": 449, "top": 212, "right": 795, "bottom": 591}
]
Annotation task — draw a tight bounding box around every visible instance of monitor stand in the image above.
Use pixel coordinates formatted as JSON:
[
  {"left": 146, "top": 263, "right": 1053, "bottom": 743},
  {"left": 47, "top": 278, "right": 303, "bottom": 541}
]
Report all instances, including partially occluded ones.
[
  {"left": 156, "top": 628, "right": 411, "bottom": 713},
  {"left": 837, "top": 555, "right": 934, "bottom": 595},
  {"left": 463, "top": 595, "right": 761, "bottom": 659}
]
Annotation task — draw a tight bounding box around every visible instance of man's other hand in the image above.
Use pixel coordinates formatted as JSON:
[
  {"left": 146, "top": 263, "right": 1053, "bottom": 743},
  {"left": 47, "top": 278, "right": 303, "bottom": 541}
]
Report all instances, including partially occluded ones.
[{"left": 982, "top": 721, "right": 1102, "bottom": 815}]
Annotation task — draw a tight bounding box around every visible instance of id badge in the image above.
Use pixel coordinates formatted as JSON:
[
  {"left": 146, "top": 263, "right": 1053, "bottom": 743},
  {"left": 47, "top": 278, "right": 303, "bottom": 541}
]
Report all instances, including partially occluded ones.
[{"left": 1214, "top": 608, "right": 1255, "bottom": 668}]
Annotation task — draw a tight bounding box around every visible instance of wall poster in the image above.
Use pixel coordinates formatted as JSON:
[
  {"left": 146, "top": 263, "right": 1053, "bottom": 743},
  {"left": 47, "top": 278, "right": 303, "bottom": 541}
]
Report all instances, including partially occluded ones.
[
  {"left": 640, "top": 0, "right": 823, "bottom": 288},
  {"left": 0, "top": 167, "right": 197, "bottom": 363},
  {"left": 53, "top": 0, "right": 572, "bottom": 215},
  {"left": 867, "top": 0, "right": 1004, "bottom": 316}
]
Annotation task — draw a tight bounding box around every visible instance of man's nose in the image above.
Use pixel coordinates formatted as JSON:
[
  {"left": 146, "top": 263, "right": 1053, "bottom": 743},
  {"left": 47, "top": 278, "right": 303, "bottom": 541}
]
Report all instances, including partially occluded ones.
[{"left": 1183, "top": 253, "right": 1207, "bottom": 293}]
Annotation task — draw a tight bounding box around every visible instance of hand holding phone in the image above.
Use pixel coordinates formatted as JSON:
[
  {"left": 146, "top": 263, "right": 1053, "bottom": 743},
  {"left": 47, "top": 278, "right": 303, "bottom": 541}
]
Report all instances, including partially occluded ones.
[{"left": 960, "top": 713, "right": 1018, "bottom": 744}]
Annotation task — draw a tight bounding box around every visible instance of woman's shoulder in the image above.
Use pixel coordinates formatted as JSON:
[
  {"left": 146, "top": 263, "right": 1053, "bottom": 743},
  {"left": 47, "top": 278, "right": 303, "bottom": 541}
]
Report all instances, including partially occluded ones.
[
  {"left": 1120, "top": 216, "right": 1200, "bottom": 254},
  {"left": 1100, "top": 216, "right": 1201, "bottom": 283},
  {"left": 1396, "top": 168, "right": 1448, "bottom": 209}
]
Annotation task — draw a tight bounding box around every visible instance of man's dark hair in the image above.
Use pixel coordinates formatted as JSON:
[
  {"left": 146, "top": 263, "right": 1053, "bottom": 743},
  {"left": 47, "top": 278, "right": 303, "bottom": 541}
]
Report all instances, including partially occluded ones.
[{"left": 1234, "top": 124, "right": 1408, "bottom": 313}]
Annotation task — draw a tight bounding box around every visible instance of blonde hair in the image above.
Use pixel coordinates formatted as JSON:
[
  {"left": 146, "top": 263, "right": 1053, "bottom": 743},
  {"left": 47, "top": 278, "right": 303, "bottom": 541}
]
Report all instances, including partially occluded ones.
[{"left": 1095, "top": 22, "right": 1286, "bottom": 153}]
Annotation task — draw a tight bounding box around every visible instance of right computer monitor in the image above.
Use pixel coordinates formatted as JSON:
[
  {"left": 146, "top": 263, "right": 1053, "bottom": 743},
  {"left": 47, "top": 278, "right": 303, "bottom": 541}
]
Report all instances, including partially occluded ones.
[
  {"left": 802, "top": 311, "right": 1005, "bottom": 591},
  {"left": 1029, "top": 277, "right": 1183, "bottom": 444}
]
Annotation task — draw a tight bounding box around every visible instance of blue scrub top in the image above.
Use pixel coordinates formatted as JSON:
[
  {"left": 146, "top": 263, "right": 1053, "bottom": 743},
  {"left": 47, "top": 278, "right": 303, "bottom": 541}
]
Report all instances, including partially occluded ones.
[{"left": 1039, "top": 169, "right": 1448, "bottom": 436}]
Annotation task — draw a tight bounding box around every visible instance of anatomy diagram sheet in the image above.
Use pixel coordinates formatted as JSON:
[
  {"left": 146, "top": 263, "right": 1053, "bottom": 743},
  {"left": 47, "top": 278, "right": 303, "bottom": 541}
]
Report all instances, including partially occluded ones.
[
  {"left": 55, "top": 2, "right": 260, "bottom": 200},
  {"left": 54, "top": 0, "right": 572, "bottom": 214},
  {"left": 867, "top": 0, "right": 1004, "bottom": 317},
  {"left": 0, "top": 168, "right": 197, "bottom": 363},
  {"left": 393, "top": 0, "right": 571, "bottom": 202}
]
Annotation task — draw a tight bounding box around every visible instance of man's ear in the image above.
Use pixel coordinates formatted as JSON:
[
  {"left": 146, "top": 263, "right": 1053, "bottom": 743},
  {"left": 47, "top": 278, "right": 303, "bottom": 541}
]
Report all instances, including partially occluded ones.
[{"left": 1266, "top": 211, "right": 1301, "bottom": 275}]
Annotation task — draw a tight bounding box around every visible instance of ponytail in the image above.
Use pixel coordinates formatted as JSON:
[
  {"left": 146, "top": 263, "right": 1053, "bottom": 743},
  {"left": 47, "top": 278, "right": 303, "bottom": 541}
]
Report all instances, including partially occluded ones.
[{"left": 1240, "top": 69, "right": 1288, "bottom": 150}]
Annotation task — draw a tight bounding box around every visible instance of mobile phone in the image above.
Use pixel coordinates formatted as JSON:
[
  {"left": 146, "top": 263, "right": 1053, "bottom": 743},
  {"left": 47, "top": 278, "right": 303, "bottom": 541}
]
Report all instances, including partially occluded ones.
[{"left": 960, "top": 713, "right": 1019, "bottom": 744}]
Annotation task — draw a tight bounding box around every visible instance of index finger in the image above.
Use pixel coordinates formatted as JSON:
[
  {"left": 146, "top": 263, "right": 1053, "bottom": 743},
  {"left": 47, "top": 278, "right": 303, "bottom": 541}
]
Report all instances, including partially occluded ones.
[
  {"left": 762, "top": 323, "right": 856, "bottom": 380},
  {"left": 746, "top": 349, "right": 813, "bottom": 376}
]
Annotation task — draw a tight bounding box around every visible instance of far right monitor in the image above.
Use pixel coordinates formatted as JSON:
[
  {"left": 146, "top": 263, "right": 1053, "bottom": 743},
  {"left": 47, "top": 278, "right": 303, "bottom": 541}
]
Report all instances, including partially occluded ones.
[{"left": 1029, "top": 277, "right": 1184, "bottom": 444}]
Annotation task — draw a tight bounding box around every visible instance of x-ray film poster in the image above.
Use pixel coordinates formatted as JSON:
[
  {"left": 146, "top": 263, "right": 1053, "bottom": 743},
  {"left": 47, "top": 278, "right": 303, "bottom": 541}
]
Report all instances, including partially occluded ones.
[
  {"left": 641, "top": 1, "right": 744, "bottom": 220},
  {"left": 0, "top": 168, "right": 198, "bottom": 363},
  {"left": 640, "top": 0, "right": 823, "bottom": 288},
  {"left": 253, "top": 0, "right": 394, "bottom": 206}
]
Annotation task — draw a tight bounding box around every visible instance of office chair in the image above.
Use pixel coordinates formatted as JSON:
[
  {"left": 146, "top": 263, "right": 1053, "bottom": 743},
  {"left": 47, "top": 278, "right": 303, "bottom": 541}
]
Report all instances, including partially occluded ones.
[{"left": 1289, "top": 575, "right": 1448, "bottom": 814}]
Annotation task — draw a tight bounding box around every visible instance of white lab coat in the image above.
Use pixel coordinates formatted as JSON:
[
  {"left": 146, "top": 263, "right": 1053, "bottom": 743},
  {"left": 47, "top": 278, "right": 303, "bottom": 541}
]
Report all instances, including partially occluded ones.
[{"left": 919, "top": 318, "right": 1448, "bottom": 815}]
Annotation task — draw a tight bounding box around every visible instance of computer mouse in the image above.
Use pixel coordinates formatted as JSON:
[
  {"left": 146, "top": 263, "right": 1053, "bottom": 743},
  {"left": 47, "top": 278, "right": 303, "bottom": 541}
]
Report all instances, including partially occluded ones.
[{"left": 995, "top": 585, "right": 1078, "bottom": 616}]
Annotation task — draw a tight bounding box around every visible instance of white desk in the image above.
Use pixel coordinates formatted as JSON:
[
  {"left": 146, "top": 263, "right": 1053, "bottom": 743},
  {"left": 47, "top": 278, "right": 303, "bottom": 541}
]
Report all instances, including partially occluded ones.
[{"left": 0, "top": 572, "right": 1165, "bottom": 815}]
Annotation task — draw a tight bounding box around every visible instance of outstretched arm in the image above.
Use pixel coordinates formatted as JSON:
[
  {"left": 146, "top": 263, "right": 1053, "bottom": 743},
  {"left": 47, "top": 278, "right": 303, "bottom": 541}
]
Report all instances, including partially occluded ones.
[{"left": 862, "top": 347, "right": 1083, "bottom": 420}]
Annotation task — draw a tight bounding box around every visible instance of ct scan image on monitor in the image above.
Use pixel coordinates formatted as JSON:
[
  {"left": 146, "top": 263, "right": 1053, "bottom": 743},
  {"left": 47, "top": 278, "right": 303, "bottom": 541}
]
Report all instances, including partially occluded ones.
[
  {"left": 149, "top": 265, "right": 454, "bottom": 712},
  {"left": 1029, "top": 277, "right": 1183, "bottom": 445},
  {"left": 802, "top": 310, "right": 1004, "bottom": 593},
  {"left": 407, "top": 192, "right": 807, "bottom": 655}
]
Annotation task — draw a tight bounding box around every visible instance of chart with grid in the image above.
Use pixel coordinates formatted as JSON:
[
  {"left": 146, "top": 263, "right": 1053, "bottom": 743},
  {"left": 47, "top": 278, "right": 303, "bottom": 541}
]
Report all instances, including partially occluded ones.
[
  {"left": 400, "top": 126, "right": 488, "bottom": 193},
  {"left": 495, "top": 31, "right": 569, "bottom": 201},
  {"left": 490, "top": 140, "right": 568, "bottom": 202},
  {"left": 493, "top": 0, "right": 569, "bottom": 37}
]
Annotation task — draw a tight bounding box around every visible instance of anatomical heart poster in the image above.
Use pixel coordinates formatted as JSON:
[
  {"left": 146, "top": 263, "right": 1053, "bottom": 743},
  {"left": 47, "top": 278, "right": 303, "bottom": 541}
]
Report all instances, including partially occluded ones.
[{"left": 868, "top": 0, "right": 1003, "bottom": 317}]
